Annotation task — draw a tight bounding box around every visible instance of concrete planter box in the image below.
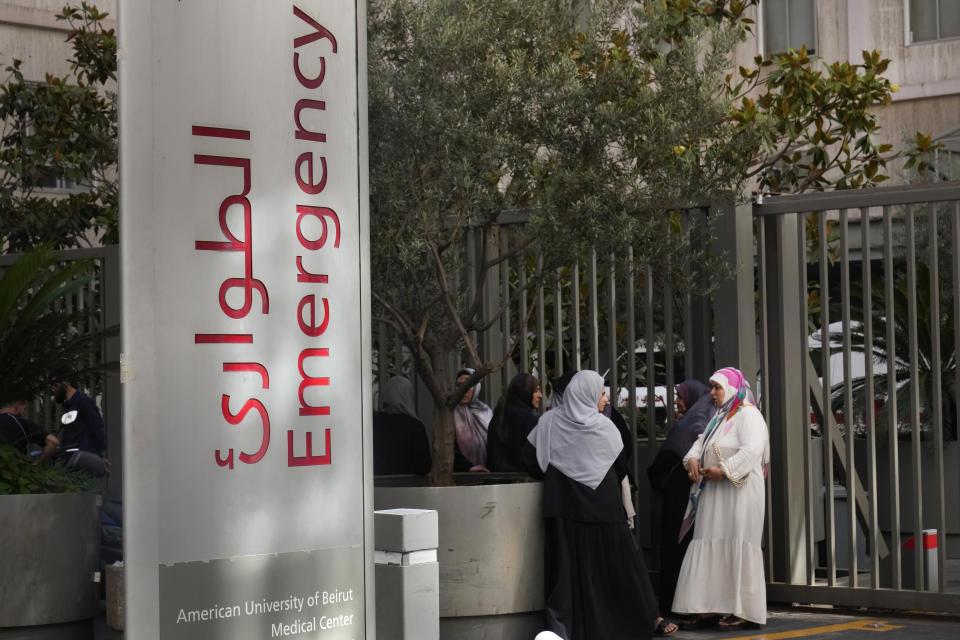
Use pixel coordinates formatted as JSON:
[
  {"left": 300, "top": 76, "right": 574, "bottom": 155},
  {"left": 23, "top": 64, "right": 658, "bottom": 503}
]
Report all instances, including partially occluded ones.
[
  {"left": 374, "top": 474, "right": 543, "bottom": 640},
  {"left": 0, "top": 492, "right": 100, "bottom": 636}
]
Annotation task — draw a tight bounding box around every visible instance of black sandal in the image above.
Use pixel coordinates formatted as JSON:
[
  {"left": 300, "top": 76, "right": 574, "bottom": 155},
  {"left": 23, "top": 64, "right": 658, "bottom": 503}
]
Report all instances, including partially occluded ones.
[
  {"left": 716, "top": 616, "right": 760, "bottom": 631},
  {"left": 676, "top": 615, "right": 720, "bottom": 631},
  {"left": 654, "top": 618, "right": 679, "bottom": 636}
]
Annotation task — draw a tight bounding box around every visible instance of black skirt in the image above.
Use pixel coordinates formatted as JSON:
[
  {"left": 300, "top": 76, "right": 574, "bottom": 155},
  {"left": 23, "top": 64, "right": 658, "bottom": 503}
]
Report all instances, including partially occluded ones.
[
  {"left": 541, "top": 467, "right": 658, "bottom": 640},
  {"left": 657, "top": 462, "right": 694, "bottom": 613}
]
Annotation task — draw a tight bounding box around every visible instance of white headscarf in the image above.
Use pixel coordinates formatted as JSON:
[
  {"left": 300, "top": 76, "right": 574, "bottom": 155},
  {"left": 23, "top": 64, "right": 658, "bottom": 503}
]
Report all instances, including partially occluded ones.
[
  {"left": 454, "top": 368, "right": 493, "bottom": 466},
  {"left": 526, "top": 370, "right": 623, "bottom": 489},
  {"left": 381, "top": 376, "right": 418, "bottom": 419}
]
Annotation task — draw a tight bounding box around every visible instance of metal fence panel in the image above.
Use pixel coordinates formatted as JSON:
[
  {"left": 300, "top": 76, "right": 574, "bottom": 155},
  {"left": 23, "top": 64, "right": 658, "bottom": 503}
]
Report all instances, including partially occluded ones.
[{"left": 756, "top": 181, "right": 960, "bottom": 611}]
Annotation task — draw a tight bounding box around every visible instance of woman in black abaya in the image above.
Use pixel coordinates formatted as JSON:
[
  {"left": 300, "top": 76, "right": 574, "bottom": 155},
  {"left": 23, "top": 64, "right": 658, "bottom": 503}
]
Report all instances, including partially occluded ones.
[
  {"left": 527, "top": 370, "right": 676, "bottom": 639},
  {"left": 646, "top": 379, "right": 714, "bottom": 614},
  {"left": 486, "top": 373, "right": 542, "bottom": 472},
  {"left": 372, "top": 376, "right": 431, "bottom": 475}
]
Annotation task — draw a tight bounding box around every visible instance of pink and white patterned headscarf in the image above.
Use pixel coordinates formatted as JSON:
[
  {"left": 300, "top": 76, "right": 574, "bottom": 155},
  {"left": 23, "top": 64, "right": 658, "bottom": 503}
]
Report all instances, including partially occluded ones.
[{"left": 709, "top": 366, "right": 756, "bottom": 418}]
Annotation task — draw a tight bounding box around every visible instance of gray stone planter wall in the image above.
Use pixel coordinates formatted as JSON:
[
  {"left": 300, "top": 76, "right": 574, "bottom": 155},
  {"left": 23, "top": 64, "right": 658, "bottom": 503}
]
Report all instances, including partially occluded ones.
[
  {"left": 374, "top": 477, "right": 543, "bottom": 640},
  {"left": 0, "top": 492, "right": 100, "bottom": 628}
]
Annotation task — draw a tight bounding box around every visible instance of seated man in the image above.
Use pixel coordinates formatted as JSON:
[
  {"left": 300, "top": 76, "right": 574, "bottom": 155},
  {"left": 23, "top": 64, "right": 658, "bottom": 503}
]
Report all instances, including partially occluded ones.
[
  {"left": 51, "top": 373, "right": 106, "bottom": 457},
  {"left": 0, "top": 399, "right": 59, "bottom": 461},
  {"left": 51, "top": 372, "right": 110, "bottom": 476}
]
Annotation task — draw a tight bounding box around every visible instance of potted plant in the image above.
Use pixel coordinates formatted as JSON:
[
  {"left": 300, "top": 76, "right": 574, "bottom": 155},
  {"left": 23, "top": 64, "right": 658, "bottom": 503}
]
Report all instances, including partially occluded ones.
[{"left": 0, "top": 245, "right": 109, "bottom": 634}]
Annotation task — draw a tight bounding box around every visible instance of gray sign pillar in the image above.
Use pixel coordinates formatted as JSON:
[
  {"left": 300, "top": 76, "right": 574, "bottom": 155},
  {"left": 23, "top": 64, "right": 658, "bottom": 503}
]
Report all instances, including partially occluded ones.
[{"left": 118, "top": 2, "right": 373, "bottom": 637}]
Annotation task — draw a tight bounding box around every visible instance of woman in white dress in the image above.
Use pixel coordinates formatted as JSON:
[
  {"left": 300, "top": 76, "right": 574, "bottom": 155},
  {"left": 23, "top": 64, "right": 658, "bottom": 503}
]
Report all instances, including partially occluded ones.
[{"left": 671, "top": 366, "right": 769, "bottom": 630}]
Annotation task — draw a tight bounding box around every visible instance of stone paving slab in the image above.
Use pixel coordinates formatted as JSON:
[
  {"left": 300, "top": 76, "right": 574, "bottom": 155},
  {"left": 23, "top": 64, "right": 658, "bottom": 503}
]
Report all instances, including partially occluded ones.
[{"left": 674, "top": 607, "right": 959, "bottom": 640}]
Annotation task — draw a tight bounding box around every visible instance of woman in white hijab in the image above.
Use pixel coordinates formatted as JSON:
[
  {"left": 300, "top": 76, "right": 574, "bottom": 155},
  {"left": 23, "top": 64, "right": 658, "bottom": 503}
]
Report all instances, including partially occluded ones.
[
  {"left": 527, "top": 370, "right": 675, "bottom": 639},
  {"left": 672, "top": 367, "right": 769, "bottom": 630}
]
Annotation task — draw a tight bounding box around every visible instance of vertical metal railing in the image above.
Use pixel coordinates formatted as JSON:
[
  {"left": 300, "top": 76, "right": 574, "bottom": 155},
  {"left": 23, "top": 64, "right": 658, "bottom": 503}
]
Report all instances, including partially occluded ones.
[
  {"left": 535, "top": 252, "right": 546, "bottom": 381},
  {"left": 927, "top": 202, "right": 947, "bottom": 593},
  {"left": 905, "top": 205, "right": 925, "bottom": 590},
  {"left": 571, "top": 263, "right": 582, "bottom": 371},
  {"left": 862, "top": 207, "right": 880, "bottom": 589},
  {"left": 500, "top": 226, "right": 514, "bottom": 388},
  {"left": 883, "top": 203, "right": 903, "bottom": 589},
  {"left": 798, "top": 211, "right": 816, "bottom": 586},
  {"left": 756, "top": 215, "right": 774, "bottom": 574},
  {"left": 626, "top": 246, "right": 639, "bottom": 506},
  {"left": 588, "top": 249, "right": 599, "bottom": 372},
  {"left": 606, "top": 262, "right": 617, "bottom": 392},
  {"left": 818, "top": 209, "right": 837, "bottom": 587},
  {"left": 644, "top": 265, "right": 656, "bottom": 444},
  {"left": 839, "top": 208, "right": 858, "bottom": 586},
  {"left": 756, "top": 181, "right": 960, "bottom": 612},
  {"left": 554, "top": 271, "right": 563, "bottom": 379}
]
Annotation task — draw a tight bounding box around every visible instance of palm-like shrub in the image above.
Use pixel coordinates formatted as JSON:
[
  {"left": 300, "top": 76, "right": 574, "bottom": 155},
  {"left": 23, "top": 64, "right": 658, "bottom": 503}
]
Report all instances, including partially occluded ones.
[{"left": 0, "top": 245, "right": 103, "bottom": 407}]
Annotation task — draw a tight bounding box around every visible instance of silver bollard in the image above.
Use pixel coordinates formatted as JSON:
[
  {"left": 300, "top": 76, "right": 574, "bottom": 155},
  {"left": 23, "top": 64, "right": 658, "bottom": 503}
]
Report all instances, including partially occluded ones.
[
  {"left": 904, "top": 529, "right": 939, "bottom": 591},
  {"left": 374, "top": 508, "right": 440, "bottom": 640},
  {"left": 921, "top": 529, "right": 939, "bottom": 591}
]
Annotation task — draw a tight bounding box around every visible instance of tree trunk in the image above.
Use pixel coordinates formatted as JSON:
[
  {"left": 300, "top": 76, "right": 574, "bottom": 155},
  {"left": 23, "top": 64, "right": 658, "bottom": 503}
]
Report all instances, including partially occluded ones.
[
  {"left": 426, "top": 351, "right": 457, "bottom": 486},
  {"left": 430, "top": 402, "right": 456, "bottom": 487}
]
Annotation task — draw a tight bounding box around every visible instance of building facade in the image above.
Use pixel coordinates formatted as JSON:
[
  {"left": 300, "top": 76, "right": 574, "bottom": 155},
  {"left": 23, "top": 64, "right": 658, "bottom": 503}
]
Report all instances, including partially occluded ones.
[{"left": 736, "top": 0, "right": 960, "bottom": 182}]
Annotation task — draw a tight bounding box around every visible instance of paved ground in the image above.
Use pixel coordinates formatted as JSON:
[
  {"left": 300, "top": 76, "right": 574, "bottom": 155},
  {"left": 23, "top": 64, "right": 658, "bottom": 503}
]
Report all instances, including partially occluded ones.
[
  {"left": 675, "top": 606, "right": 959, "bottom": 640},
  {"left": 92, "top": 604, "right": 959, "bottom": 639}
]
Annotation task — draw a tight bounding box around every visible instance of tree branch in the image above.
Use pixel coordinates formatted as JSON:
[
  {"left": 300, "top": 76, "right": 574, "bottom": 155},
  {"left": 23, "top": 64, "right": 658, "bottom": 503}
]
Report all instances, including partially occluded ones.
[
  {"left": 429, "top": 240, "right": 482, "bottom": 366},
  {"left": 474, "top": 259, "right": 546, "bottom": 333},
  {"left": 372, "top": 291, "right": 415, "bottom": 339}
]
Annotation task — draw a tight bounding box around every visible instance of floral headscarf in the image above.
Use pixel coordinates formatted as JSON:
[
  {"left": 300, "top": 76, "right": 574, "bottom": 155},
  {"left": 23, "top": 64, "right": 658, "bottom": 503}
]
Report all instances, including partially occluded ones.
[
  {"left": 699, "top": 367, "right": 758, "bottom": 444},
  {"left": 454, "top": 368, "right": 493, "bottom": 466}
]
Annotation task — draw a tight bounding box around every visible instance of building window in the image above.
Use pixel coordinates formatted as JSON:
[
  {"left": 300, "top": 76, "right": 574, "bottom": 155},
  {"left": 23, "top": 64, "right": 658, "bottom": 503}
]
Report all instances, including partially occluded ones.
[
  {"left": 28, "top": 166, "right": 87, "bottom": 193},
  {"left": 763, "top": 0, "right": 817, "bottom": 56},
  {"left": 908, "top": 0, "right": 960, "bottom": 44}
]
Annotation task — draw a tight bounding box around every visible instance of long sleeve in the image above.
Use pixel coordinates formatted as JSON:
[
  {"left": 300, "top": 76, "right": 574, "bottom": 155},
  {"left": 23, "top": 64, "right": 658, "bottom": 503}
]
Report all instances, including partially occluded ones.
[
  {"left": 80, "top": 400, "right": 106, "bottom": 454},
  {"left": 717, "top": 408, "right": 768, "bottom": 484},
  {"left": 682, "top": 434, "right": 704, "bottom": 469}
]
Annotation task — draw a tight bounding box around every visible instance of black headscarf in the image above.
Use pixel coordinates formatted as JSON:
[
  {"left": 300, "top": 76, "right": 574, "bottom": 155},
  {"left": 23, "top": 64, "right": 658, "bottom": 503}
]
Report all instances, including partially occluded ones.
[
  {"left": 661, "top": 379, "right": 712, "bottom": 456},
  {"left": 549, "top": 370, "right": 577, "bottom": 410},
  {"left": 487, "top": 373, "right": 540, "bottom": 472}
]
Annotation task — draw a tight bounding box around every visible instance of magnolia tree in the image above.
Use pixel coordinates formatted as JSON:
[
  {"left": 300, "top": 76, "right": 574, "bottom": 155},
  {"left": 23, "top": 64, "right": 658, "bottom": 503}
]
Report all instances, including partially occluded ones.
[
  {"left": 370, "top": 0, "right": 918, "bottom": 485},
  {"left": 0, "top": 3, "right": 117, "bottom": 251}
]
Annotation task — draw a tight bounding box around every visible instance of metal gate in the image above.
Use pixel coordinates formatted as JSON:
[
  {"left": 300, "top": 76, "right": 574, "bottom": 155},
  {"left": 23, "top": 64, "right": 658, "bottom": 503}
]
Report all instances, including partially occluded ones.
[
  {"left": 371, "top": 182, "right": 960, "bottom": 612},
  {"left": 756, "top": 182, "right": 960, "bottom": 611}
]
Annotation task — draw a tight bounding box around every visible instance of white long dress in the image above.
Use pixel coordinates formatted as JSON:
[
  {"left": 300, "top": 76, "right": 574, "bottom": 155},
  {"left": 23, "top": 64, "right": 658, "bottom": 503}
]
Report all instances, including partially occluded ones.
[{"left": 671, "top": 404, "right": 770, "bottom": 624}]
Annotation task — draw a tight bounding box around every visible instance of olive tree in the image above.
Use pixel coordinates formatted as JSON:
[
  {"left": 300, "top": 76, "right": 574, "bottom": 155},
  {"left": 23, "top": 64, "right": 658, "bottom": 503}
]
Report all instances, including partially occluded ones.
[{"left": 368, "top": 0, "right": 915, "bottom": 485}]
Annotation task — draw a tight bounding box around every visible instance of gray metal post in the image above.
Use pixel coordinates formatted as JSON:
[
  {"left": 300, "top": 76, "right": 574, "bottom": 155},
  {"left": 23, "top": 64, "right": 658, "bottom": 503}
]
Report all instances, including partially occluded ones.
[
  {"left": 374, "top": 509, "right": 440, "bottom": 640},
  {"left": 686, "top": 207, "right": 713, "bottom": 381},
  {"left": 711, "top": 201, "right": 756, "bottom": 377},
  {"left": 760, "top": 212, "right": 808, "bottom": 585},
  {"left": 482, "top": 227, "right": 505, "bottom": 403}
]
